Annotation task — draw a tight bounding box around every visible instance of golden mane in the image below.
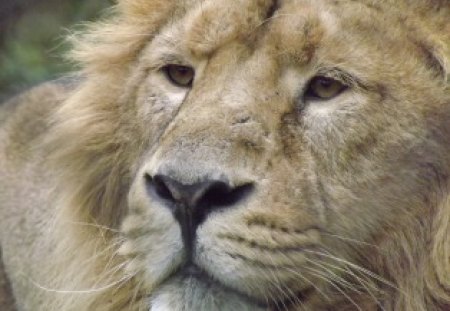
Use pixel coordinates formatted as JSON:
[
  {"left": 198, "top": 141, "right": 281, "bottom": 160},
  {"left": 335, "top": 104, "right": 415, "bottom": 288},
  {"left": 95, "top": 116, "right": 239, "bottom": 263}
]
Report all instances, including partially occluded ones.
[{"left": 36, "top": 2, "right": 178, "bottom": 309}]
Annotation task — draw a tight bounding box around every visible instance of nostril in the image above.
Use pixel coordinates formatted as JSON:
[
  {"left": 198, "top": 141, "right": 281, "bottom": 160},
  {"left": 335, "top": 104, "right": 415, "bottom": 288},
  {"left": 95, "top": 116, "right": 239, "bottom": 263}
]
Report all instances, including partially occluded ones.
[
  {"left": 145, "top": 173, "right": 255, "bottom": 211},
  {"left": 201, "top": 182, "right": 254, "bottom": 208},
  {"left": 145, "top": 174, "right": 174, "bottom": 202}
]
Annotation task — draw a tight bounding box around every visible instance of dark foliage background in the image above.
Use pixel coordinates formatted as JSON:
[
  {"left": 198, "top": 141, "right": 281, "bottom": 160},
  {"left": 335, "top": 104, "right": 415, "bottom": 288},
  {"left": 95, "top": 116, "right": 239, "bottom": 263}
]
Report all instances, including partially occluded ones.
[{"left": 0, "top": 0, "right": 111, "bottom": 102}]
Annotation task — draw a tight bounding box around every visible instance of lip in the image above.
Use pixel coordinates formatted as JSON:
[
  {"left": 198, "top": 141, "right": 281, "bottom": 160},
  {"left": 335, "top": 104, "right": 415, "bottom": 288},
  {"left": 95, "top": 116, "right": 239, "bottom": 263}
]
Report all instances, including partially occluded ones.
[
  {"left": 172, "top": 263, "right": 313, "bottom": 311},
  {"left": 180, "top": 262, "right": 204, "bottom": 278},
  {"left": 172, "top": 263, "right": 267, "bottom": 306}
]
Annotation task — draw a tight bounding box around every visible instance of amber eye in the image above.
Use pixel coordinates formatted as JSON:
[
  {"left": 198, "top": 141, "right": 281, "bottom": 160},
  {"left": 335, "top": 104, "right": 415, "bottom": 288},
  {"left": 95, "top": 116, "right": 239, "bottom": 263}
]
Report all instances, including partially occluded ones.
[
  {"left": 305, "top": 76, "right": 347, "bottom": 100},
  {"left": 163, "top": 64, "right": 195, "bottom": 87}
]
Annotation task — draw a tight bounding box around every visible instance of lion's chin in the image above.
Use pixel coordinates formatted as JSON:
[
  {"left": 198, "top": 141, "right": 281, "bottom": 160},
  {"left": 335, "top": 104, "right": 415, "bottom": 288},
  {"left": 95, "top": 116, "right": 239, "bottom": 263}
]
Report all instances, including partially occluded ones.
[{"left": 149, "top": 266, "right": 267, "bottom": 311}]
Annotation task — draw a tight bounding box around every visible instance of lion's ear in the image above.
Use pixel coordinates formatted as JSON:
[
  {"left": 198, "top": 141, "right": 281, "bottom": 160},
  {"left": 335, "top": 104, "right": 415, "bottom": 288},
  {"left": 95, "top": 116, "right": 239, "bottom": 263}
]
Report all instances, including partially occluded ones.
[
  {"left": 425, "top": 44, "right": 449, "bottom": 83},
  {"left": 413, "top": 37, "right": 449, "bottom": 83},
  {"left": 437, "top": 53, "right": 449, "bottom": 84},
  {"left": 411, "top": 1, "right": 450, "bottom": 82}
]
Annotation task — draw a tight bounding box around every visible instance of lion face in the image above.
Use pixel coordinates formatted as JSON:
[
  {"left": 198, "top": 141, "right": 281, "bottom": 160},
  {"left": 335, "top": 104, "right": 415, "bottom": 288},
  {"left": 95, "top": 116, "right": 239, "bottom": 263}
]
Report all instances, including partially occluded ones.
[{"left": 52, "top": 0, "right": 449, "bottom": 310}]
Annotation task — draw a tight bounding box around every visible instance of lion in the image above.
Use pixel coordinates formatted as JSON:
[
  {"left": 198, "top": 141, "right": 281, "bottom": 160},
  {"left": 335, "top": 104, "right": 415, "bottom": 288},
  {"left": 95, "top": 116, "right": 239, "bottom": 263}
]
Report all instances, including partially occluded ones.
[{"left": 0, "top": 0, "right": 449, "bottom": 310}]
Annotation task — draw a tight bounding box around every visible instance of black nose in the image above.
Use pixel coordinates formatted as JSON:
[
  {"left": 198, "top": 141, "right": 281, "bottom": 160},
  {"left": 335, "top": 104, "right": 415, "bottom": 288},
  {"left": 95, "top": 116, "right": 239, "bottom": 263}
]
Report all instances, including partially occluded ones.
[{"left": 145, "top": 174, "right": 253, "bottom": 253}]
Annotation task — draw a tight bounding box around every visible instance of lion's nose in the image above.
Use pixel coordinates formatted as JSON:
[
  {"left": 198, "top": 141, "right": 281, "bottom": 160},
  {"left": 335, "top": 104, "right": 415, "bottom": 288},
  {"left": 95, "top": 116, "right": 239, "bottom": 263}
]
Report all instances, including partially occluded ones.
[{"left": 145, "top": 173, "right": 253, "bottom": 252}]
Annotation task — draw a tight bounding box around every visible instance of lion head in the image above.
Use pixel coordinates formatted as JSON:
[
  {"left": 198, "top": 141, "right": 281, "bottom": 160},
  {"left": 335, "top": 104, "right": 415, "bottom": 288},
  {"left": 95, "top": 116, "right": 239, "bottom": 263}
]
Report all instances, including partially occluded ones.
[{"left": 40, "top": 0, "right": 450, "bottom": 310}]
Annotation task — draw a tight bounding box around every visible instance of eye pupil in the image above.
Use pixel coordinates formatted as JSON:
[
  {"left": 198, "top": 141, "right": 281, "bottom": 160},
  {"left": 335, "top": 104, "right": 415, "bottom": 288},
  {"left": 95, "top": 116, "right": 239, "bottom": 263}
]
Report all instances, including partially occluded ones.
[{"left": 318, "top": 78, "right": 333, "bottom": 88}]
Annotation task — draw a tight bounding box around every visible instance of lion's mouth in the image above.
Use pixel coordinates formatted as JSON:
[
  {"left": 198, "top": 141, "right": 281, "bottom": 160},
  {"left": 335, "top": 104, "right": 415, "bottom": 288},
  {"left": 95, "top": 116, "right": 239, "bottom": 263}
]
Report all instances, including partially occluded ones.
[
  {"left": 179, "top": 263, "right": 268, "bottom": 306},
  {"left": 162, "top": 262, "right": 314, "bottom": 311}
]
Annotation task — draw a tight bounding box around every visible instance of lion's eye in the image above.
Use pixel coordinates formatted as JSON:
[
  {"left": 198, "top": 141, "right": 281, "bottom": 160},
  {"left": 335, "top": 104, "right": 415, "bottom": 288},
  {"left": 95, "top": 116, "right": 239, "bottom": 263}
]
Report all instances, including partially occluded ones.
[
  {"left": 163, "top": 64, "right": 195, "bottom": 87},
  {"left": 305, "top": 76, "right": 347, "bottom": 100}
]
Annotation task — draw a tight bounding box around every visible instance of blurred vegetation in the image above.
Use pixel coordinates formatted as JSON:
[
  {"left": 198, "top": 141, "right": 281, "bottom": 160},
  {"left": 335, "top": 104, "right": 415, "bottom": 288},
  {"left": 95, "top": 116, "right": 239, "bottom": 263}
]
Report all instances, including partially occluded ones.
[{"left": 0, "top": 0, "right": 112, "bottom": 101}]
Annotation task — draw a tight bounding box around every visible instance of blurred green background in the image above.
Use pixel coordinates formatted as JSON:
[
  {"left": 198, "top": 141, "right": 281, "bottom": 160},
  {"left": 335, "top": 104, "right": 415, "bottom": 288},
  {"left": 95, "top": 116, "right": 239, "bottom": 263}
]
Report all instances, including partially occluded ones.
[{"left": 0, "top": 0, "right": 112, "bottom": 102}]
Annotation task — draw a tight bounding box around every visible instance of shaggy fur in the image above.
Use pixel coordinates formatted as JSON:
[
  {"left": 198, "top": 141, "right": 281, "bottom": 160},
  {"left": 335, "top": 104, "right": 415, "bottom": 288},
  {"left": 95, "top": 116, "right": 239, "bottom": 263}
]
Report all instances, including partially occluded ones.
[{"left": 0, "top": 0, "right": 449, "bottom": 310}]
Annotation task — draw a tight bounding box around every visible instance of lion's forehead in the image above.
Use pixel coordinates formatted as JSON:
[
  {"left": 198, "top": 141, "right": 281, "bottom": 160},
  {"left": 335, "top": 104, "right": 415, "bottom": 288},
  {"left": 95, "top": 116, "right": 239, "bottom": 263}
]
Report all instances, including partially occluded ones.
[
  {"left": 153, "top": 0, "right": 413, "bottom": 70},
  {"left": 180, "top": 0, "right": 330, "bottom": 61}
]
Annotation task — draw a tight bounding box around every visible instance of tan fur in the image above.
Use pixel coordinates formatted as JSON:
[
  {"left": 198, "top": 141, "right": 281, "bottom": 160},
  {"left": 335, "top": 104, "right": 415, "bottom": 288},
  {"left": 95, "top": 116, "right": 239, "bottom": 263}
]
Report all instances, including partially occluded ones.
[{"left": 0, "top": 0, "right": 449, "bottom": 310}]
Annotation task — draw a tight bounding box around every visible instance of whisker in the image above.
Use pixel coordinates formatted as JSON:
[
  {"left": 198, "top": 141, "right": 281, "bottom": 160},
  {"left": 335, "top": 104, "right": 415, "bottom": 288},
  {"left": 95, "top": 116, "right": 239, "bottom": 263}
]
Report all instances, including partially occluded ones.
[
  {"left": 65, "top": 221, "right": 120, "bottom": 233},
  {"left": 277, "top": 252, "right": 331, "bottom": 303},
  {"left": 316, "top": 259, "right": 386, "bottom": 311},
  {"left": 129, "top": 278, "right": 145, "bottom": 309},
  {"left": 321, "top": 232, "right": 380, "bottom": 249},
  {"left": 29, "top": 273, "right": 136, "bottom": 294},
  {"left": 275, "top": 272, "right": 302, "bottom": 309},
  {"left": 304, "top": 267, "right": 363, "bottom": 311},
  {"left": 262, "top": 256, "right": 291, "bottom": 311},
  {"left": 78, "top": 239, "right": 123, "bottom": 266},
  {"left": 280, "top": 265, "right": 331, "bottom": 303},
  {"left": 305, "top": 258, "right": 364, "bottom": 294},
  {"left": 303, "top": 249, "right": 399, "bottom": 291}
]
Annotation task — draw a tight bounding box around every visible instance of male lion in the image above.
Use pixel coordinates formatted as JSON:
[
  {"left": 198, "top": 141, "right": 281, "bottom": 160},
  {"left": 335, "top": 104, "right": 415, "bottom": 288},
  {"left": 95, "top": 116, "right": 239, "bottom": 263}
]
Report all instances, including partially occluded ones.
[{"left": 0, "top": 0, "right": 449, "bottom": 310}]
